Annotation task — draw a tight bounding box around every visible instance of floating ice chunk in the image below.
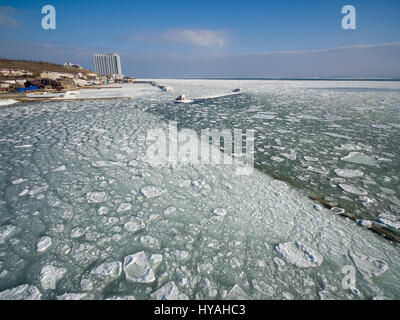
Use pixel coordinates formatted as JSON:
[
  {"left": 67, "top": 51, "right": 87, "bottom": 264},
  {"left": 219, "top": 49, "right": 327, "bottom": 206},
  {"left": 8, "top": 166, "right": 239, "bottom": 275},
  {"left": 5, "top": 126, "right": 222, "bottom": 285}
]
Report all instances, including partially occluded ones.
[
  {"left": 226, "top": 284, "right": 248, "bottom": 300},
  {"left": 150, "top": 281, "right": 188, "bottom": 300},
  {"left": 86, "top": 192, "right": 107, "bottom": 203},
  {"left": 307, "top": 166, "right": 329, "bottom": 175},
  {"left": 213, "top": 208, "right": 227, "bottom": 216},
  {"left": 281, "top": 150, "right": 297, "bottom": 161},
  {"left": 123, "top": 251, "right": 155, "bottom": 283},
  {"left": 0, "top": 284, "right": 42, "bottom": 300},
  {"left": 271, "top": 156, "right": 285, "bottom": 163},
  {"left": 341, "top": 152, "right": 377, "bottom": 166},
  {"left": 128, "top": 160, "right": 139, "bottom": 167},
  {"left": 116, "top": 203, "right": 132, "bottom": 213},
  {"left": 339, "top": 184, "right": 367, "bottom": 196},
  {"left": 12, "top": 178, "right": 27, "bottom": 185},
  {"left": 350, "top": 251, "right": 388, "bottom": 280},
  {"left": 18, "top": 189, "right": 29, "bottom": 197},
  {"left": 141, "top": 186, "right": 166, "bottom": 198},
  {"left": 0, "top": 225, "right": 16, "bottom": 244},
  {"left": 71, "top": 227, "right": 85, "bottom": 239},
  {"left": 149, "top": 254, "right": 163, "bottom": 269},
  {"left": 330, "top": 207, "right": 345, "bottom": 215},
  {"left": 334, "top": 169, "right": 364, "bottom": 178},
  {"left": 357, "top": 220, "right": 373, "bottom": 228},
  {"left": 91, "top": 161, "right": 126, "bottom": 167},
  {"left": 388, "top": 196, "right": 400, "bottom": 207},
  {"left": 90, "top": 261, "right": 122, "bottom": 282},
  {"left": 376, "top": 218, "right": 400, "bottom": 231},
  {"left": 304, "top": 156, "right": 318, "bottom": 162},
  {"left": 191, "top": 179, "right": 205, "bottom": 188},
  {"left": 318, "top": 290, "right": 338, "bottom": 300},
  {"left": 163, "top": 207, "right": 176, "bottom": 215},
  {"left": 37, "top": 236, "right": 52, "bottom": 254},
  {"left": 124, "top": 217, "right": 145, "bottom": 233},
  {"left": 371, "top": 124, "right": 392, "bottom": 129},
  {"left": 29, "top": 185, "right": 48, "bottom": 196},
  {"left": 40, "top": 265, "right": 67, "bottom": 290},
  {"left": 53, "top": 165, "right": 66, "bottom": 172},
  {"left": 140, "top": 235, "right": 160, "bottom": 249},
  {"left": 80, "top": 279, "right": 93, "bottom": 291},
  {"left": 106, "top": 295, "right": 136, "bottom": 300},
  {"left": 56, "top": 293, "right": 94, "bottom": 300},
  {"left": 275, "top": 242, "right": 323, "bottom": 268},
  {"left": 175, "top": 250, "right": 189, "bottom": 261},
  {"left": 98, "top": 206, "right": 109, "bottom": 215}
]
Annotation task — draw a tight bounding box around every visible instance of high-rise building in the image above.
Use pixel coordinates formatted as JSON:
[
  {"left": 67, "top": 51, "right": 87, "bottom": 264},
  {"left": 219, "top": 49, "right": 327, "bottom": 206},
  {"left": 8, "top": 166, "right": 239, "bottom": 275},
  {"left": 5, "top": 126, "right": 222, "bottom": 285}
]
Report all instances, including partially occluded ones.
[{"left": 93, "top": 53, "right": 122, "bottom": 76}]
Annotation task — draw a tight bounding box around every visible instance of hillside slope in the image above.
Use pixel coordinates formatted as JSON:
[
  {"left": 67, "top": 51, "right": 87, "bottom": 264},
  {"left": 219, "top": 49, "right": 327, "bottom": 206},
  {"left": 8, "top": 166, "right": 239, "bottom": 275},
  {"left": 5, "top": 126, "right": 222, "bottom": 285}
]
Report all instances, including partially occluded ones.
[{"left": 0, "top": 58, "right": 94, "bottom": 77}]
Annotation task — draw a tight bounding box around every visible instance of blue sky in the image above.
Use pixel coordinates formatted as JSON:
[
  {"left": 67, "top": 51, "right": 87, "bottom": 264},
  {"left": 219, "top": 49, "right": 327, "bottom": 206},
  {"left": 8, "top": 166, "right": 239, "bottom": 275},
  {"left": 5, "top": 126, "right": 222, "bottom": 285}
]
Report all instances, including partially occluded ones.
[{"left": 0, "top": 0, "right": 399, "bottom": 77}]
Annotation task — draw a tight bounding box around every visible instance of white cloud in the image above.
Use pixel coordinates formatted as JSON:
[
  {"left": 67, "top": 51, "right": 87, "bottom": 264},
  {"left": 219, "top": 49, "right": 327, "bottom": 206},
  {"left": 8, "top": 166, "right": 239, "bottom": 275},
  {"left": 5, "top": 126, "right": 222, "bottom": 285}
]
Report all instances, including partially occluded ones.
[
  {"left": 129, "top": 29, "right": 229, "bottom": 47},
  {"left": 0, "top": 6, "right": 19, "bottom": 28},
  {"left": 162, "top": 29, "right": 228, "bottom": 47}
]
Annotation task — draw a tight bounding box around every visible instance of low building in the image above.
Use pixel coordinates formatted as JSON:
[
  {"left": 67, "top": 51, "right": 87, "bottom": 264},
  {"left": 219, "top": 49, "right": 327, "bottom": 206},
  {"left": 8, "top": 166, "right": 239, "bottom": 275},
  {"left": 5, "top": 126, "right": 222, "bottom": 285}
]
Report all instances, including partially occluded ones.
[
  {"left": 64, "top": 62, "right": 83, "bottom": 69},
  {"left": 0, "top": 82, "right": 11, "bottom": 91}
]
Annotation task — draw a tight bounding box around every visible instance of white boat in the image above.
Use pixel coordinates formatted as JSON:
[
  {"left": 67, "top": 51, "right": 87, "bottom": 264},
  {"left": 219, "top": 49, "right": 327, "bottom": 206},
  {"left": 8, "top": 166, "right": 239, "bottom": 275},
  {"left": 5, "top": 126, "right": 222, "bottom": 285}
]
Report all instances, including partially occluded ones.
[
  {"left": 174, "top": 95, "right": 193, "bottom": 103},
  {"left": 26, "top": 92, "right": 65, "bottom": 99}
]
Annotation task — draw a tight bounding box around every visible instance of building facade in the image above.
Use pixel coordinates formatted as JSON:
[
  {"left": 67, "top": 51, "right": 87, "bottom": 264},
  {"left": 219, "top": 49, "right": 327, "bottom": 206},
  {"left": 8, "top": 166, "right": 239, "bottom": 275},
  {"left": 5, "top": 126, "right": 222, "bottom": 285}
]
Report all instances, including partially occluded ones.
[{"left": 93, "top": 53, "right": 122, "bottom": 76}]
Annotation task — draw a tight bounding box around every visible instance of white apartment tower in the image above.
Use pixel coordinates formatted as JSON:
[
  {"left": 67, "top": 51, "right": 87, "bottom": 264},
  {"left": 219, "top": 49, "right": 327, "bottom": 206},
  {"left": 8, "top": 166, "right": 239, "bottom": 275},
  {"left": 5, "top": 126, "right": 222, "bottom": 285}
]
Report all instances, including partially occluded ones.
[{"left": 94, "top": 53, "right": 122, "bottom": 76}]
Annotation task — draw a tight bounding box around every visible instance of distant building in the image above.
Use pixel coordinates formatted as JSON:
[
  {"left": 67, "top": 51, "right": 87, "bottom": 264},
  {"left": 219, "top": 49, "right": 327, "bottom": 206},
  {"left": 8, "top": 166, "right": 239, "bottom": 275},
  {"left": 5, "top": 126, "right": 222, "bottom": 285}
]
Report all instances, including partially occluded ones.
[
  {"left": 64, "top": 62, "right": 83, "bottom": 69},
  {"left": 93, "top": 53, "right": 122, "bottom": 76}
]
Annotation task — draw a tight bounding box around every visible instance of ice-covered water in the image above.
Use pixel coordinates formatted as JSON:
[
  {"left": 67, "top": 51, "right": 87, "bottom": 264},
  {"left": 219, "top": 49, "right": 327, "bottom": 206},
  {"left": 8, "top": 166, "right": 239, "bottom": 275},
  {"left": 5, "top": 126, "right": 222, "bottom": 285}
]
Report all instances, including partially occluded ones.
[{"left": 0, "top": 80, "right": 399, "bottom": 300}]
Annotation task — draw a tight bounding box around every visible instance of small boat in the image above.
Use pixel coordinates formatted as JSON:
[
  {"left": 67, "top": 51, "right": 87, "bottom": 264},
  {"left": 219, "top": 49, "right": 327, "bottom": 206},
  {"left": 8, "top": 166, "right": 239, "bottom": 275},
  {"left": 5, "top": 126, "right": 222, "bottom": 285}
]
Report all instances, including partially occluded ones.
[
  {"left": 26, "top": 92, "right": 65, "bottom": 99},
  {"left": 174, "top": 95, "right": 193, "bottom": 103},
  {"left": 232, "top": 88, "right": 242, "bottom": 93}
]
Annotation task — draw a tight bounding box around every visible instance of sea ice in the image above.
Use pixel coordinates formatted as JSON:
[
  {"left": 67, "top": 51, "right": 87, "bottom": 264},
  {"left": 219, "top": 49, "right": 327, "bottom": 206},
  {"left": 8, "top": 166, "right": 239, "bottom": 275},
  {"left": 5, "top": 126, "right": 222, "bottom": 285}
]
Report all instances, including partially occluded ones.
[
  {"left": 86, "top": 192, "right": 107, "bottom": 203},
  {"left": 116, "top": 203, "right": 132, "bottom": 213},
  {"left": 376, "top": 218, "right": 400, "bottom": 231},
  {"left": 307, "top": 166, "right": 329, "bottom": 175},
  {"left": 39, "top": 265, "right": 67, "bottom": 290},
  {"left": 149, "top": 254, "right": 163, "bottom": 269},
  {"left": 226, "top": 284, "right": 249, "bottom": 300},
  {"left": 90, "top": 261, "right": 122, "bottom": 282},
  {"left": 0, "top": 225, "right": 16, "bottom": 244},
  {"left": 150, "top": 281, "right": 189, "bottom": 300},
  {"left": 330, "top": 207, "right": 345, "bottom": 215},
  {"left": 349, "top": 251, "right": 388, "bottom": 280},
  {"left": 12, "top": 178, "right": 27, "bottom": 185},
  {"left": 123, "top": 251, "right": 155, "bottom": 283},
  {"left": 0, "top": 284, "right": 42, "bottom": 300},
  {"left": 213, "top": 208, "right": 227, "bottom": 216},
  {"left": 53, "top": 165, "right": 66, "bottom": 172},
  {"left": 56, "top": 293, "right": 94, "bottom": 300},
  {"left": 37, "top": 236, "right": 52, "bottom": 253},
  {"left": 275, "top": 242, "right": 323, "bottom": 268},
  {"left": 341, "top": 152, "right": 378, "bottom": 166},
  {"left": 339, "top": 184, "right": 368, "bottom": 196},
  {"left": 334, "top": 169, "right": 364, "bottom": 178},
  {"left": 141, "top": 186, "right": 166, "bottom": 198},
  {"left": 124, "top": 217, "right": 145, "bottom": 233}
]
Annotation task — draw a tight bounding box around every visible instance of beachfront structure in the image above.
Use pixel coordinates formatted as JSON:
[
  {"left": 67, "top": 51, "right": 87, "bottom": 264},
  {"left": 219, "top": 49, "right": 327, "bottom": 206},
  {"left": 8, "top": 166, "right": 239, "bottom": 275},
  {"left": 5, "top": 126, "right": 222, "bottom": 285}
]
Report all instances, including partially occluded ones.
[{"left": 93, "top": 53, "right": 122, "bottom": 76}]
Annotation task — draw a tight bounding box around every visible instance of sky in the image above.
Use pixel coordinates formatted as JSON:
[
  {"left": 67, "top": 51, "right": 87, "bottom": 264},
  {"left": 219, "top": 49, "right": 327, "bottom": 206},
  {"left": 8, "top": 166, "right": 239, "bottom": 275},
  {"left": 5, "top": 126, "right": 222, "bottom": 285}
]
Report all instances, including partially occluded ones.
[{"left": 0, "top": 0, "right": 399, "bottom": 78}]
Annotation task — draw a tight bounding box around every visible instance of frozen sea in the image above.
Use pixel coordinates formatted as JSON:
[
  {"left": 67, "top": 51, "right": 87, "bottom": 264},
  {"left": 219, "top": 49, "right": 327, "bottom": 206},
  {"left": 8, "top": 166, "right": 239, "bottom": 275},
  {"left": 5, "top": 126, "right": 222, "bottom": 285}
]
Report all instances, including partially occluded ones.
[{"left": 0, "top": 80, "right": 399, "bottom": 300}]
